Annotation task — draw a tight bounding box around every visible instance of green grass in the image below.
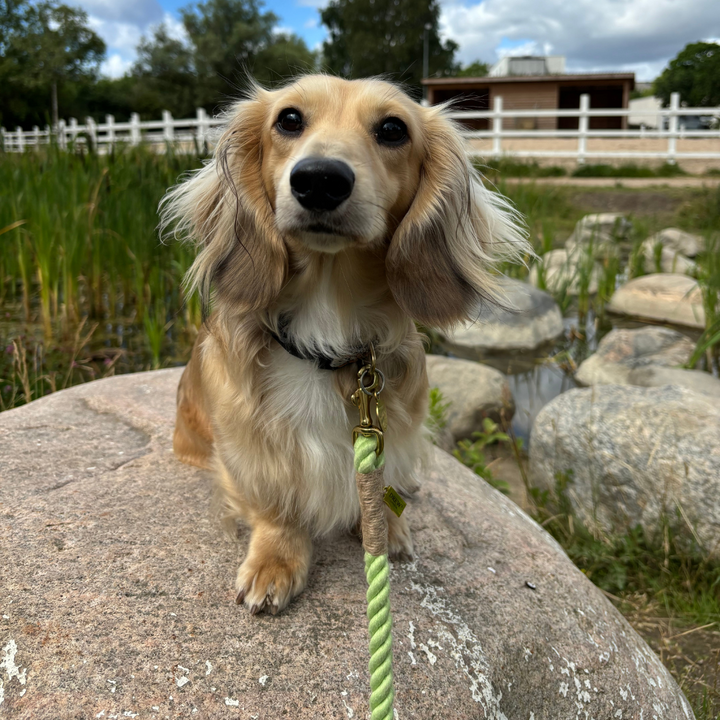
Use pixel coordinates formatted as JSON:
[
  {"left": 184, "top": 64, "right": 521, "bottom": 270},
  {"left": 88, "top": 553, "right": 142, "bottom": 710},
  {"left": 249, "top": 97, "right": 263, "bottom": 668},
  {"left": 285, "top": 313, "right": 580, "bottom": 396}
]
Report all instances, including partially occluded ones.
[
  {"left": 573, "top": 162, "right": 688, "bottom": 178},
  {"left": 0, "top": 144, "right": 204, "bottom": 408}
]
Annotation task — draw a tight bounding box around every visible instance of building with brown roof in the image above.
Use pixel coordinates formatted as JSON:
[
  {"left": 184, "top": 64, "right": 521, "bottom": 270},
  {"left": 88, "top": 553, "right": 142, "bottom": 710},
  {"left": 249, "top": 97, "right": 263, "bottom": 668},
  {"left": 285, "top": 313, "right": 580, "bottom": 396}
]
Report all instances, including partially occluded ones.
[{"left": 422, "top": 57, "right": 635, "bottom": 131}]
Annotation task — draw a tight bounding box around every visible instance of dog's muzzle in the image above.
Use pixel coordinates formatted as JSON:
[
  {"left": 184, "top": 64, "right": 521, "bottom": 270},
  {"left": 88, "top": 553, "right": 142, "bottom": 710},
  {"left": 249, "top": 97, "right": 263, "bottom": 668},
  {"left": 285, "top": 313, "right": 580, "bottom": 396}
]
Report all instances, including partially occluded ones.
[{"left": 290, "top": 158, "right": 355, "bottom": 212}]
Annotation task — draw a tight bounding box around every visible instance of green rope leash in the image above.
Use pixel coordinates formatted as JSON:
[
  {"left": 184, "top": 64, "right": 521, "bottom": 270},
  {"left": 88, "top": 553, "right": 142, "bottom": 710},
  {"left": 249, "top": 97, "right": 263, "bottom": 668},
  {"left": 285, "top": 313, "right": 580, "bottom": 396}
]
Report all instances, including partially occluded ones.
[{"left": 354, "top": 433, "right": 395, "bottom": 720}]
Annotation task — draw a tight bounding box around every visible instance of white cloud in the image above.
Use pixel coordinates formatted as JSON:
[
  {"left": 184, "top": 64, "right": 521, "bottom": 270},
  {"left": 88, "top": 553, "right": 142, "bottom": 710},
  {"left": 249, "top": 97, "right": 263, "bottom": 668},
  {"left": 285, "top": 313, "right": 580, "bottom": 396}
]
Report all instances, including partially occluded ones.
[
  {"left": 304, "top": 17, "right": 318, "bottom": 29},
  {"left": 77, "top": 0, "right": 163, "bottom": 26},
  {"left": 100, "top": 53, "right": 133, "bottom": 78},
  {"left": 441, "top": 0, "right": 720, "bottom": 80}
]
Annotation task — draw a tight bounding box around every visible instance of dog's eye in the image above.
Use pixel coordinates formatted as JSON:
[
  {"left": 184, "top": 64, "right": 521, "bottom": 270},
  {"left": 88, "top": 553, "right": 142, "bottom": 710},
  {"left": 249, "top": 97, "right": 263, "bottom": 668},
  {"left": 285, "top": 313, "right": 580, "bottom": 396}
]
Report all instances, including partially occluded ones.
[
  {"left": 376, "top": 117, "right": 408, "bottom": 146},
  {"left": 277, "top": 108, "right": 304, "bottom": 135}
]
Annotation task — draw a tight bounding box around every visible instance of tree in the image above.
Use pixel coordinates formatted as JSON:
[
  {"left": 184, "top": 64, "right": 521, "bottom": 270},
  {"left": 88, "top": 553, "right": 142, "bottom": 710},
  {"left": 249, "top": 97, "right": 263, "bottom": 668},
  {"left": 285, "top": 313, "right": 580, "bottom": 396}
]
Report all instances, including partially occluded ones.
[
  {"left": 320, "top": 0, "right": 458, "bottom": 93},
  {"left": 131, "top": 24, "right": 197, "bottom": 119},
  {"left": 456, "top": 60, "right": 489, "bottom": 78},
  {"left": 181, "top": 0, "right": 315, "bottom": 109},
  {"left": 654, "top": 41, "right": 720, "bottom": 107},
  {"left": 4, "top": 0, "right": 105, "bottom": 128}
]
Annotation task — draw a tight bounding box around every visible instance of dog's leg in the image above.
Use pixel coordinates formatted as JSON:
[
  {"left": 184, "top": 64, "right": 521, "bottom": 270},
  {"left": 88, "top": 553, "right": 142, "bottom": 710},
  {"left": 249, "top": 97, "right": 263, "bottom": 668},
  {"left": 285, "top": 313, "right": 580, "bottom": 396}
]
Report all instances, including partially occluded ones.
[
  {"left": 235, "top": 513, "right": 312, "bottom": 615},
  {"left": 174, "top": 327, "right": 213, "bottom": 469},
  {"left": 386, "top": 505, "right": 414, "bottom": 561}
]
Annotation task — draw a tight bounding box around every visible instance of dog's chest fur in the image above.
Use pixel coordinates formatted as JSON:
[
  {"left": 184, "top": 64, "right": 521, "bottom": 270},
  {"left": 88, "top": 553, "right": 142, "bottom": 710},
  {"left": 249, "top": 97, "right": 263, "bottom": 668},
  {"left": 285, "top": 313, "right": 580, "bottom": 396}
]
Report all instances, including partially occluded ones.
[{"left": 206, "top": 265, "right": 425, "bottom": 537}]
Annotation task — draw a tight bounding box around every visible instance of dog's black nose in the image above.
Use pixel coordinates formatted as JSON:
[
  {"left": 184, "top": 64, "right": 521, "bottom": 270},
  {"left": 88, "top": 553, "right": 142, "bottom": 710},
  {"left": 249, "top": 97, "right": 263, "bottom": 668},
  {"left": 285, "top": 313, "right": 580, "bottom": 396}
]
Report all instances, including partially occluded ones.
[{"left": 290, "top": 158, "right": 355, "bottom": 212}]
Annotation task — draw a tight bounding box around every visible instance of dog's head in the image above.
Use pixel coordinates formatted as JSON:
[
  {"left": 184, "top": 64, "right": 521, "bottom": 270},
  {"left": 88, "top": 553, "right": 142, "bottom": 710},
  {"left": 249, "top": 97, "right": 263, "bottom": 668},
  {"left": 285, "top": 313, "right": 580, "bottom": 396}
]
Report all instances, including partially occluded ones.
[{"left": 161, "top": 74, "right": 526, "bottom": 328}]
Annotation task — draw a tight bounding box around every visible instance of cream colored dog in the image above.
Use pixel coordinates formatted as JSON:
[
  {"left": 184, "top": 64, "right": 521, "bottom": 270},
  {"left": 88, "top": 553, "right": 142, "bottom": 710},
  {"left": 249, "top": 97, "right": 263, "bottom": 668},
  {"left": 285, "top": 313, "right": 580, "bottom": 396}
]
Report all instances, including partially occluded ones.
[{"left": 161, "top": 74, "right": 526, "bottom": 615}]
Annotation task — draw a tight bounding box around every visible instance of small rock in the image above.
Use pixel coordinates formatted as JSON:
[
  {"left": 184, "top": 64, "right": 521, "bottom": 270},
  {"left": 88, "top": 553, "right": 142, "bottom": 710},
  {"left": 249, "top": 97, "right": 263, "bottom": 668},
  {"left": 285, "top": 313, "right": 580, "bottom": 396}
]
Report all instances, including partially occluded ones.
[
  {"left": 530, "top": 384, "right": 720, "bottom": 555},
  {"left": 607, "top": 273, "right": 705, "bottom": 329},
  {"left": 426, "top": 355, "right": 514, "bottom": 441},
  {"left": 575, "top": 327, "right": 695, "bottom": 386},
  {"left": 646, "top": 228, "right": 704, "bottom": 258},
  {"left": 528, "top": 248, "right": 602, "bottom": 295},
  {"left": 565, "top": 213, "right": 631, "bottom": 257},
  {"left": 439, "top": 279, "right": 564, "bottom": 355},
  {"left": 641, "top": 238, "right": 696, "bottom": 275}
]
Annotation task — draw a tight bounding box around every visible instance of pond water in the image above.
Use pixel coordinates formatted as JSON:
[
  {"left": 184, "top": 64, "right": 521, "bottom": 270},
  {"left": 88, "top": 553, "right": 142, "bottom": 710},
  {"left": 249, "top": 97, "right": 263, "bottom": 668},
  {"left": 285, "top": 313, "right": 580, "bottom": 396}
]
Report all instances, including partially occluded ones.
[{"left": 436, "top": 310, "right": 704, "bottom": 444}]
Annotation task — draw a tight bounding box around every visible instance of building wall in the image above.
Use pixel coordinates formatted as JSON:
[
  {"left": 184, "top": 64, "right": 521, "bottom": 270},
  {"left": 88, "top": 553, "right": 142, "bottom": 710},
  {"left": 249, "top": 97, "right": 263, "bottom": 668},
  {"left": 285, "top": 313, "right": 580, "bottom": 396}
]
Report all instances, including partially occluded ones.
[{"left": 489, "top": 83, "right": 559, "bottom": 130}]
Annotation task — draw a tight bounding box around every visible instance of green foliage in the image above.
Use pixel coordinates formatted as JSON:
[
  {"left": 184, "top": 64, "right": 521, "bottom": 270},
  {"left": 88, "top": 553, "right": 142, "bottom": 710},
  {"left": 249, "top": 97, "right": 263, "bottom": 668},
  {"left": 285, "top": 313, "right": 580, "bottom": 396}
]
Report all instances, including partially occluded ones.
[
  {"left": 479, "top": 158, "right": 567, "bottom": 178},
  {"left": 320, "top": 0, "right": 457, "bottom": 91},
  {"left": 572, "top": 163, "right": 687, "bottom": 178},
  {"left": 0, "top": 0, "right": 105, "bottom": 128},
  {"left": 456, "top": 60, "right": 489, "bottom": 77},
  {"left": 426, "top": 386, "right": 450, "bottom": 438},
  {"left": 0, "top": 146, "right": 203, "bottom": 408},
  {"left": 453, "top": 418, "right": 511, "bottom": 494},
  {"left": 654, "top": 41, "right": 720, "bottom": 107},
  {"left": 530, "top": 471, "right": 720, "bottom": 626}
]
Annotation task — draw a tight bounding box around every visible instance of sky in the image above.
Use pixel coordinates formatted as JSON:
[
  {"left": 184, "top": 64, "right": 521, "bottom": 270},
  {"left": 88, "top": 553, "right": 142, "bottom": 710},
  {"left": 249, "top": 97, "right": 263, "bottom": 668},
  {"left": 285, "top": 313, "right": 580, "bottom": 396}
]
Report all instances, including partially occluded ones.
[{"left": 77, "top": 0, "right": 720, "bottom": 83}]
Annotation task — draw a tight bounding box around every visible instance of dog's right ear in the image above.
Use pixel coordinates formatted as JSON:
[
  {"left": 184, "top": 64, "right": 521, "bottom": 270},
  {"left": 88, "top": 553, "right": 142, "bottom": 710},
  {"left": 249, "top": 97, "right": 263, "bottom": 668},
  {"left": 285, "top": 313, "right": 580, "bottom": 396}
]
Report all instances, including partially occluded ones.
[{"left": 160, "top": 90, "right": 287, "bottom": 314}]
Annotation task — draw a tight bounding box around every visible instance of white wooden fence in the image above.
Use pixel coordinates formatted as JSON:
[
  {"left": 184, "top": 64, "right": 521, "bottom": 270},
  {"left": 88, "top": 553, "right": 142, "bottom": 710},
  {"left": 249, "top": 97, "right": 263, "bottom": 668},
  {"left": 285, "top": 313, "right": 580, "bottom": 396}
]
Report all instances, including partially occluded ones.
[{"left": 2, "top": 92, "right": 719, "bottom": 165}]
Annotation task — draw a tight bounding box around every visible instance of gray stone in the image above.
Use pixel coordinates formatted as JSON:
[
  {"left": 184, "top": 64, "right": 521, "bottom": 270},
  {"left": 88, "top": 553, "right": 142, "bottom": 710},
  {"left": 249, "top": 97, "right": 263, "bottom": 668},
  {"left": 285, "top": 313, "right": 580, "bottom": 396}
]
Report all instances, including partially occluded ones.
[
  {"left": 439, "top": 278, "right": 564, "bottom": 355},
  {"left": 607, "top": 273, "right": 706, "bottom": 329},
  {"left": 575, "top": 326, "right": 695, "bottom": 386},
  {"left": 647, "top": 228, "right": 704, "bottom": 258},
  {"left": 426, "top": 354, "right": 514, "bottom": 441},
  {"left": 530, "top": 384, "right": 720, "bottom": 556},
  {"left": 565, "top": 213, "right": 631, "bottom": 258},
  {"left": 528, "top": 248, "right": 602, "bottom": 295},
  {"left": 0, "top": 370, "right": 694, "bottom": 718},
  {"left": 641, "top": 238, "right": 696, "bottom": 275}
]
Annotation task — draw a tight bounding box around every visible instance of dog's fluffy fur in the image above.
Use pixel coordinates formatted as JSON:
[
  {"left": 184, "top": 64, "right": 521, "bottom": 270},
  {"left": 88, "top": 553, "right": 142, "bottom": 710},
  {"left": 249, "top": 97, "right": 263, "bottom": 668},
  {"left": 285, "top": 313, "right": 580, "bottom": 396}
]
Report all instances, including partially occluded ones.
[{"left": 161, "top": 74, "right": 527, "bottom": 615}]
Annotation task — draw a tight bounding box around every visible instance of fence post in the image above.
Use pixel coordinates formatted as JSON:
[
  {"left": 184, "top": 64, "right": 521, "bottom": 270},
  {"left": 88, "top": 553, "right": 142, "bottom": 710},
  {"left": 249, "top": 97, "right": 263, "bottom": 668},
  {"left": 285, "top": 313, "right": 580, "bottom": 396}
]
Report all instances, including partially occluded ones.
[
  {"left": 0, "top": 127, "right": 5, "bottom": 152},
  {"left": 577, "top": 93, "right": 590, "bottom": 165},
  {"left": 163, "top": 110, "right": 174, "bottom": 144},
  {"left": 16, "top": 127, "right": 24, "bottom": 152},
  {"left": 86, "top": 117, "right": 97, "bottom": 151},
  {"left": 667, "top": 92, "right": 679, "bottom": 165},
  {"left": 69, "top": 117, "right": 79, "bottom": 147},
  {"left": 196, "top": 107, "right": 207, "bottom": 150},
  {"left": 57, "top": 119, "right": 67, "bottom": 149},
  {"left": 130, "top": 112, "right": 141, "bottom": 145},
  {"left": 106, "top": 114, "right": 115, "bottom": 149},
  {"left": 33, "top": 126, "right": 40, "bottom": 150},
  {"left": 492, "top": 96, "right": 503, "bottom": 157}
]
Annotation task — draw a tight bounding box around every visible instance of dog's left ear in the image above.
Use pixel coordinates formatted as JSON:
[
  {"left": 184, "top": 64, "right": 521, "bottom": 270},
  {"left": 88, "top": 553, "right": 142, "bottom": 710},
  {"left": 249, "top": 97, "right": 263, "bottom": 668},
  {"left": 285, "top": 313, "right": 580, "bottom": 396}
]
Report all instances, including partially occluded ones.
[
  {"left": 386, "top": 108, "right": 526, "bottom": 329},
  {"left": 160, "top": 90, "right": 287, "bottom": 315}
]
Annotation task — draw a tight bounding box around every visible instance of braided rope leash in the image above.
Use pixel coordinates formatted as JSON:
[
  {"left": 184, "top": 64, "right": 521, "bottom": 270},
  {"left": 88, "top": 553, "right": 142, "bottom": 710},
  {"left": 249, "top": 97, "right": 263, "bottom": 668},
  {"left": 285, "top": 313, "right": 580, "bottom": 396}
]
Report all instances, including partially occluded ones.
[{"left": 354, "top": 433, "right": 395, "bottom": 720}]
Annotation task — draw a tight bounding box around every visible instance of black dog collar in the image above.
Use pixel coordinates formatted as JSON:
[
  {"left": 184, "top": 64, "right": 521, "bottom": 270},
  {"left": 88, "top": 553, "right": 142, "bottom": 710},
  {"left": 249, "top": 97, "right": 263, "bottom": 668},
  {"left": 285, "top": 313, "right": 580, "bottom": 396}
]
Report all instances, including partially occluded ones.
[{"left": 269, "top": 329, "right": 370, "bottom": 371}]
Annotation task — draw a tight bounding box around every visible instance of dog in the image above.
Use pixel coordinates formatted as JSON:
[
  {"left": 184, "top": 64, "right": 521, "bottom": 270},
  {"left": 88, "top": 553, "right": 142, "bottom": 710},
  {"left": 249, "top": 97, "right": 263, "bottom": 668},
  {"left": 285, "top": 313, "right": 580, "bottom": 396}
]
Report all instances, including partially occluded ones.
[{"left": 160, "top": 74, "right": 526, "bottom": 615}]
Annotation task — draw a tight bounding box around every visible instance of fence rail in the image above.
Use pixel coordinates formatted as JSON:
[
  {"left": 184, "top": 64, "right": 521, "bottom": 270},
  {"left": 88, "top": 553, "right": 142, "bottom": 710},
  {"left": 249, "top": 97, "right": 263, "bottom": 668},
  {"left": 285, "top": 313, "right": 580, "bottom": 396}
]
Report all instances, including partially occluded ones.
[{"left": 2, "top": 92, "right": 720, "bottom": 165}]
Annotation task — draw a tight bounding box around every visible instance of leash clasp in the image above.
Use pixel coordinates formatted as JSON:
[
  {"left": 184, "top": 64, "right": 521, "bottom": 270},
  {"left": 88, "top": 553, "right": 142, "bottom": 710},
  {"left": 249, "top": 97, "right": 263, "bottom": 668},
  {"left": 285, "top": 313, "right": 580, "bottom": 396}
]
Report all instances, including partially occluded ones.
[{"left": 351, "top": 344, "right": 385, "bottom": 457}]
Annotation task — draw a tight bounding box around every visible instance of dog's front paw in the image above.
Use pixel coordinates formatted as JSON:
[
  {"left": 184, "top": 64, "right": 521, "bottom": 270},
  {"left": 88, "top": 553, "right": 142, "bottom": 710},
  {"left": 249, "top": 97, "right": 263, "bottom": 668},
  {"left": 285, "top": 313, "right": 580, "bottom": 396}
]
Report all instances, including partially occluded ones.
[
  {"left": 386, "top": 507, "right": 414, "bottom": 562},
  {"left": 235, "top": 531, "right": 311, "bottom": 615}
]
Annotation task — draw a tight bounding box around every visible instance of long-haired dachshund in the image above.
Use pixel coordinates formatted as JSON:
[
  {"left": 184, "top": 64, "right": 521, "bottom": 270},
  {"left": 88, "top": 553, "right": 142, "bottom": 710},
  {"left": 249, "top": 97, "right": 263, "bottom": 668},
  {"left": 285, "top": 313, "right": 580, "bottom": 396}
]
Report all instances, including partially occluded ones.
[{"left": 161, "top": 74, "right": 526, "bottom": 615}]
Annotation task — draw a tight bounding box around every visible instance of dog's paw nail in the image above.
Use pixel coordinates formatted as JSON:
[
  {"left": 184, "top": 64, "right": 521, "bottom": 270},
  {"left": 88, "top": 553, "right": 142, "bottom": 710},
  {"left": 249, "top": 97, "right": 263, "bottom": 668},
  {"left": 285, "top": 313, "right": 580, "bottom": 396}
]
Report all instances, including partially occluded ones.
[
  {"left": 269, "top": 603, "right": 279, "bottom": 616},
  {"left": 249, "top": 603, "right": 263, "bottom": 616},
  {"left": 235, "top": 590, "right": 245, "bottom": 605}
]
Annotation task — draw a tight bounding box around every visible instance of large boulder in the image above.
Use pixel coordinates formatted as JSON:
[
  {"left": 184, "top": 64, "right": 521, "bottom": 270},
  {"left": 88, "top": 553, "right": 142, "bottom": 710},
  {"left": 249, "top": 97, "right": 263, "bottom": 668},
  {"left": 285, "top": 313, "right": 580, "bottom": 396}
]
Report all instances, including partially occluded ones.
[
  {"left": 607, "top": 273, "right": 706, "bottom": 329},
  {"left": 0, "top": 370, "right": 694, "bottom": 719},
  {"left": 439, "top": 278, "right": 564, "bottom": 355},
  {"left": 530, "top": 385, "right": 720, "bottom": 555},
  {"left": 426, "top": 354, "right": 514, "bottom": 441},
  {"left": 575, "top": 326, "right": 694, "bottom": 386},
  {"left": 528, "top": 248, "right": 602, "bottom": 295}
]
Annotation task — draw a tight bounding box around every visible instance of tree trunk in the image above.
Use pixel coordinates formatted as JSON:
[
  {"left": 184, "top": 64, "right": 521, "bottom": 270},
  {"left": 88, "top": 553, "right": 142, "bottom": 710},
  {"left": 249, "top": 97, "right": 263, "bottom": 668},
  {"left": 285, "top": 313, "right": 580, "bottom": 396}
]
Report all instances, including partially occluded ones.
[{"left": 51, "top": 81, "right": 58, "bottom": 131}]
